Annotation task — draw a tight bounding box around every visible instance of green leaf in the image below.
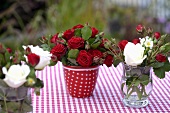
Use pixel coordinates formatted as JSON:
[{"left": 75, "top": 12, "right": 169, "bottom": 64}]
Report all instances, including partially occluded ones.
[
  {"left": 5, "top": 101, "right": 20, "bottom": 112},
  {"left": 67, "top": 58, "right": 78, "bottom": 65},
  {"left": 49, "top": 60, "right": 57, "bottom": 66},
  {"left": 41, "top": 44, "right": 51, "bottom": 51},
  {"left": 27, "top": 68, "right": 36, "bottom": 79},
  {"left": 126, "top": 76, "right": 134, "bottom": 86},
  {"left": 163, "top": 42, "right": 170, "bottom": 53},
  {"left": 139, "top": 75, "right": 149, "bottom": 85},
  {"left": 22, "top": 102, "right": 33, "bottom": 112},
  {"left": 134, "top": 80, "right": 140, "bottom": 86},
  {"left": 88, "top": 38, "right": 95, "bottom": 45},
  {"left": 81, "top": 25, "right": 92, "bottom": 40},
  {"left": 68, "top": 49, "right": 79, "bottom": 59},
  {"left": 163, "top": 62, "right": 170, "bottom": 71},
  {"left": 153, "top": 68, "right": 165, "bottom": 79},
  {"left": 61, "top": 57, "right": 67, "bottom": 65},
  {"left": 113, "top": 59, "right": 121, "bottom": 67},
  {"left": 74, "top": 29, "right": 82, "bottom": 37},
  {"left": 150, "top": 62, "right": 164, "bottom": 68},
  {"left": 91, "top": 41, "right": 101, "bottom": 49},
  {"left": 127, "top": 86, "right": 134, "bottom": 98},
  {"left": 34, "top": 78, "right": 44, "bottom": 88},
  {"left": 91, "top": 36, "right": 101, "bottom": 45},
  {"left": 153, "top": 61, "right": 170, "bottom": 79},
  {"left": 135, "top": 86, "right": 142, "bottom": 100}
]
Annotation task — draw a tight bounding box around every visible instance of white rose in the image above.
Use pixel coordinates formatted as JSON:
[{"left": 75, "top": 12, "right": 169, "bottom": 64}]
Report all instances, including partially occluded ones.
[
  {"left": 123, "top": 42, "right": 147, "bottom": 66},
  {"left": 23, "top": 45, "right": 52, "bottom": 70},
  {"left": 2, "top": 64, "right": 30, "bottom": 88}
]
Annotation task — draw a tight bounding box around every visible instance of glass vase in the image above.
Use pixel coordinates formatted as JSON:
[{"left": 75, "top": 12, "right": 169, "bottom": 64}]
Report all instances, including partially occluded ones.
[
  {"left": 121, "top": 63, "right": 153, "bottom": 108},
  {"left": 0, "top": 85, "right": 32, "bottom": 113}
]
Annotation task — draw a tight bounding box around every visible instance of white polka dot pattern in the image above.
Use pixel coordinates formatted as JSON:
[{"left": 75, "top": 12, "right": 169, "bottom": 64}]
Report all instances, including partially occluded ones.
[{"left": 63, "top": 66, "right": 99, "bottom": 98}]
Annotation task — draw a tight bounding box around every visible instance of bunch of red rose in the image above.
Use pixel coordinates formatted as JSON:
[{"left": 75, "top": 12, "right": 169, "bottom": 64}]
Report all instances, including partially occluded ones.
[{"left": 48, "top": 24, "right": 113, "bottom": 67}]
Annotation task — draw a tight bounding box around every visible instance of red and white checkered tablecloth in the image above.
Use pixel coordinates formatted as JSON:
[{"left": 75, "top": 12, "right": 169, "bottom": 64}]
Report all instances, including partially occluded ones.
[{"left": 32, "top": 62, "right": 170, "bottom": 113}]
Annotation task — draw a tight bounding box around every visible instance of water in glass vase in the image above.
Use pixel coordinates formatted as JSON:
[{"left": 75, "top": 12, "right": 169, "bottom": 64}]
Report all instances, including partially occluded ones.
[{"left": 121, "top": 64, "right": 153, "bottom": 108}]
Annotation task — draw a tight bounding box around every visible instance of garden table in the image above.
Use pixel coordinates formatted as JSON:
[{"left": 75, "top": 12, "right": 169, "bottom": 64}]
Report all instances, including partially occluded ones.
[{"left": 32, "top": 62, "right": 170, "bottom": 113}]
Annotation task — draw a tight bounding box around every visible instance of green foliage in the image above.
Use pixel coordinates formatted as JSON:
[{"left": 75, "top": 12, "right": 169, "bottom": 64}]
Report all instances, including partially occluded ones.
[
  {"left": 153, "top": 61, "right": 170, "bottom": 78},
  {"left": 81, "top": 25, "right": 92, "bottom": 41},
  {"left": 74, "top": 29, "right": 82, "bottom": 37},
  {"left": 68, "top": 49, "right": 79, "bottom": 59}
]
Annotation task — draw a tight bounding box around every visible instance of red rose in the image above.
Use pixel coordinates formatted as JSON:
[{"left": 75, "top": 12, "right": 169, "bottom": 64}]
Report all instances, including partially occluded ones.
[
  {"left": 68, "top": 37, "right": 84, "bottom": 49},
  {"left": 104, "top": 55, "right": 113, "bottom": 67},
  {"left": 154, "top": 32, "right": 161, "bottom": 39},
  {"left": 155, "top": 54, "right": 166, "bottom": 62},
  {"left": 118, "top": 40, "right": 128, "bottom": 50},
  {"left": 76, "top": 50, "right": 93, "bottom": 67},
  {"left": 132, "top": 38, "right": 140, "bottom": 45},
  {"left": 88, "top": 49, "right": 103, "bottom": 58},
  {"left": 91, "top": 27, "right": 99, "bottom": 38},
  {"left": 6, "top": 48, "right": 12, "bottom": 53},
  {"left": 50, "top": 44, "right": 66, "bottom": 60},
  {"left": 136, "top": 24, "right": 144, "bottom": 33},
  {"left": 27, "top": 53, "right": 40, "bottom": 67},
  {"left": 63, "top": 29, "right": 74, "bottom": 40},
  {"left": 72, "top": 24, "right": 84, "bottom": 29}
]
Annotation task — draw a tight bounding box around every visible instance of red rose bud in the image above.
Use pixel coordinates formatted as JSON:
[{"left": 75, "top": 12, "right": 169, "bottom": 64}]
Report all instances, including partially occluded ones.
[
  {"left": 155, "top": 54, "right": 166, "bottom": 62},
  {"left": 72, "top": 24, "right": 84, "bottom": 29},
  {"left": 147, "top": 27, "right": 153, "bottom": 34},
  {"left": 50, "top": 44, "right": 66, "bottom": 60},
  {"left": 136, "top": 24, "right": 144, "bottom": 33},
  {"left": 63, "top": 29, "right": 74, "bottom": 40},
  {"left": 100, "top": 38, "right": 108, "bottom": 47},
  {"left": 154, "top": 32, "right": 161, "bottom": 39},
  {"left": 25, "top": 47, "right": 31, "bottom": 55},
  {"left": 68, "top": 37, "right": 84, "bottom": 49},
  {"left": 50, "top": 33, "right": 59, "bottom": 43},
  {"left": 132, "top": 38, "right": 140, "bottom": 45},
  {"left": 91, "top": 27, "right": 99, "bottom": 38},
  {"left": 118, "top": 40, "right": 128, "bottom": 50},
  {"left": 76, "top": 50, "right": 93, "bottom": 67},
  {"left": 6, "top": 48, "right": 12, "bottom": 53},
  {"left": 27, "top": 53, "right": 40, "bottom": 67},
  {"left": 51, "top": 55, "right": 58, "bottom": 62},
  {"left": 104, "top": 55, "right": 114, "bottom": 67}
]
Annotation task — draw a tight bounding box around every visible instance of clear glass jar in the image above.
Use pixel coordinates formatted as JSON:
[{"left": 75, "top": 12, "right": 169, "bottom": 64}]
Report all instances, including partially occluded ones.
[
  {"left": 0, "top": 85, "right": 32, "bottom": 112},
  {"left": 121, "top": 63, "right": 153, "bottom": 108}
]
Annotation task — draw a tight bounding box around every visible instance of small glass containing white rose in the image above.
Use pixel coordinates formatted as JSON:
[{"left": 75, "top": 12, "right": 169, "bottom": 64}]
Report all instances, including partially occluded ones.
[
  {"left": 105, "top": 24, "right": 170, "bottom": 108},
  {"left": 0, "top": 43, "right": 52, "bottom": 112}
]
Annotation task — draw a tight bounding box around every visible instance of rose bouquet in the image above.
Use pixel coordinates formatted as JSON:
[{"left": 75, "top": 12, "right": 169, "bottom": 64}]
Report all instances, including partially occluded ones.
[
  {"left": 41, "top": 24, "right": 113, "bottom": 67},
  {"left": 40, "top": 24, "right": 114, "bottom": 98},
  {"left": 0, "top": 43, "right": 51, "bottom": 112},
  {"left": 105, "top": 24, "right": 170, "bottom": 107}
]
